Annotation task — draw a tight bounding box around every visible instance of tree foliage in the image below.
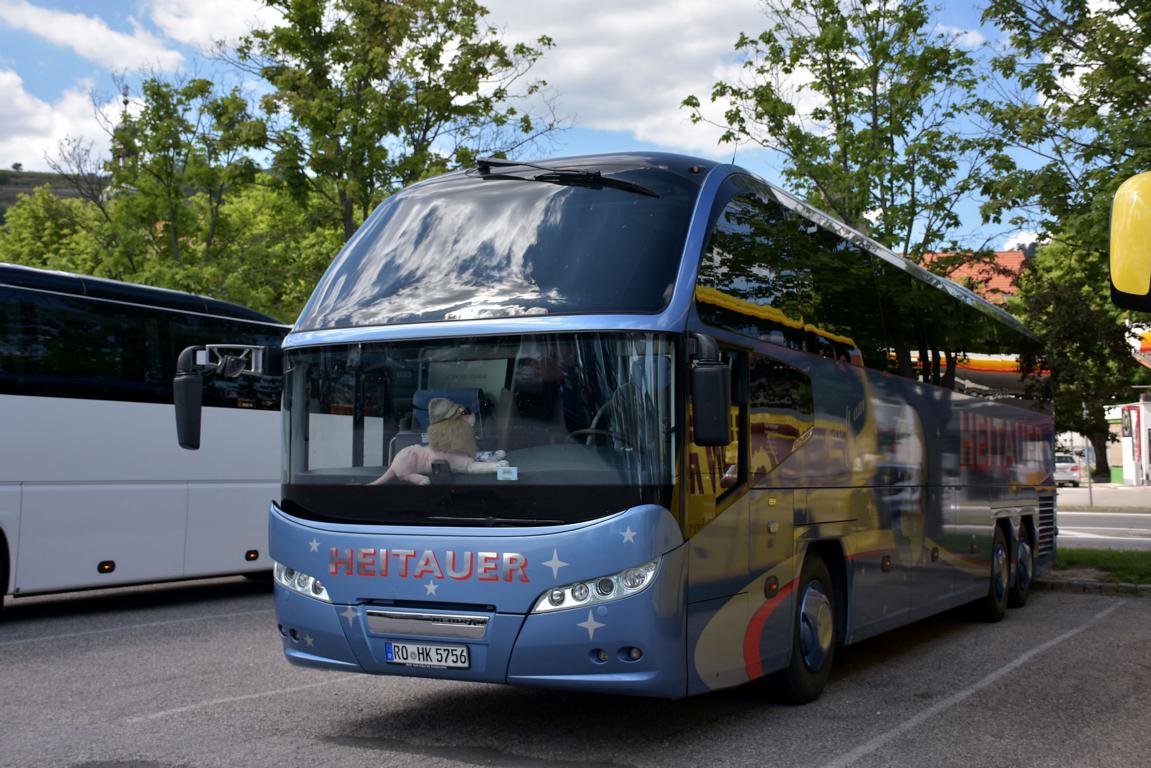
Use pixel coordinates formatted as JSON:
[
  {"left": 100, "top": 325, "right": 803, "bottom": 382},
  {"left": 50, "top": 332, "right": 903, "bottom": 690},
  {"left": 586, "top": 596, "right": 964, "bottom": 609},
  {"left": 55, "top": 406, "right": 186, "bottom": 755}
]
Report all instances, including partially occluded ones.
[
  {"left": 236, "top": 0, "right": 558, "bottom": 240},
  {"left": 981, "top": 0, "right": 1151, "bottom": 243},
  {"left": 9, "top": 1, "right": 561, "bottom": 320},
  {"left": 1016, "top": 240, "right": 1146, "bottom": 477},
  {"left": 109, "top": 77, "right": 268, "bottom": 272},
  {"left": 981, "top": 0, "right": 1151, "bottom": 466},
  {"left": 684, "top": 0, "right": 1002, "bottom": 261}
]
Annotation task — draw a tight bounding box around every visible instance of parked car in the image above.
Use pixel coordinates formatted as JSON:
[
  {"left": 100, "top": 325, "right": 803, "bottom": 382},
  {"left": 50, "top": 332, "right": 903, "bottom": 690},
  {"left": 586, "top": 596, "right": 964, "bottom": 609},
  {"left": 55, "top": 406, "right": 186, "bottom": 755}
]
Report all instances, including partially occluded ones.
[{"left": 1055, "top": 453, "right": 1082, "bottom": 487}]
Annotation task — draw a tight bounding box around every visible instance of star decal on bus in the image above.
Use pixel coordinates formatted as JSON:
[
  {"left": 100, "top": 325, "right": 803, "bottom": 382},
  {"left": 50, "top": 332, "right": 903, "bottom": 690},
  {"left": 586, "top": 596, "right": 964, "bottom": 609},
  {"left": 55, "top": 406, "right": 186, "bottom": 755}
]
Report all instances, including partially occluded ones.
[
  {"left": 578, "top": 610, "right": 605, "bottom": 640},
  {"left": 543, "top": 549, "right": 569, "bottom": 579},
  {"left": 341, "top": 605, "right": 358, "bottom": 626},
  {"left": 620, "top": 527, "right": 637, "bottom": 543},
  {"left": 309, "top": 538, "right": 321, "bottom": 553},
  {"left": 425, "top": 580, "right": 439, "bottom": 596}
]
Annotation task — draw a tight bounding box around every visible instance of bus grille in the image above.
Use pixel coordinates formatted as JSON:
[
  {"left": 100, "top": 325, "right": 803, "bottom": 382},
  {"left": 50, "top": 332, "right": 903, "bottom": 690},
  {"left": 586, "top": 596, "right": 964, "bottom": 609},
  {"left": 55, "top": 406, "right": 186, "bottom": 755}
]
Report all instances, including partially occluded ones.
[{"left": 1037, "top": 493, "right": 1056, "bottom": 559}]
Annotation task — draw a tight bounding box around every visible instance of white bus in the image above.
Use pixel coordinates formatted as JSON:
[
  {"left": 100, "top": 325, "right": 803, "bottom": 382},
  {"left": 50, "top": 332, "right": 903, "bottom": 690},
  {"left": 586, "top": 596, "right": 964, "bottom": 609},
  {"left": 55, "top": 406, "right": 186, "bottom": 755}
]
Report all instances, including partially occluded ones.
[{"left": 0, "top": 264, "right": 288, "bottom": 610}]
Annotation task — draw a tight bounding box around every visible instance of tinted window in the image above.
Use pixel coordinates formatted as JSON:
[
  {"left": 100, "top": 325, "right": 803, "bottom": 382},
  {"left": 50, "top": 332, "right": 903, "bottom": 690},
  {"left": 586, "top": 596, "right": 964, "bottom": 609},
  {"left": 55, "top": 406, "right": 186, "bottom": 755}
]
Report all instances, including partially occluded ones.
[
  {"left": 749, "top": 353, "right": 813, "bottom": 484},
  {"left": 0, "top": 287, "right": 285, "bottom": 407},
  {"left": 297, "top": 162, "right": 704, "bottom": 330},
  {"left": 695, "top": 178, "right": 886, "bottom": 369},
  {"left": 873, "top": 254, "right": 1043, "bottom": 401}
]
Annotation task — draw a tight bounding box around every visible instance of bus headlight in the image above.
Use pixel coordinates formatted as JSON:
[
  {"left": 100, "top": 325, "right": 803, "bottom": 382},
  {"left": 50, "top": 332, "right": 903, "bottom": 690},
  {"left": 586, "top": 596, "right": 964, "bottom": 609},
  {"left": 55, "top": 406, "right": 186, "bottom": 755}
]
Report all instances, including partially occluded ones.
[
  {"left": 531, "top": 558, "right": 659, "bottom": 613},
  {"left": 274, "top": 561, "right": 331, "bottom": 603}
]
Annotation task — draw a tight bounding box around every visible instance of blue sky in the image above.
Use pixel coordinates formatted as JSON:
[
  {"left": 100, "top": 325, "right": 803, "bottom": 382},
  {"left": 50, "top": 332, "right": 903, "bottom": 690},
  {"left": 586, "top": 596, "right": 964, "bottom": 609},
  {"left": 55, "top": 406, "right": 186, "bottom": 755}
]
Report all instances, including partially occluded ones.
[{"left": 0, "top": 0, "right": 1030, "bottom": 249}]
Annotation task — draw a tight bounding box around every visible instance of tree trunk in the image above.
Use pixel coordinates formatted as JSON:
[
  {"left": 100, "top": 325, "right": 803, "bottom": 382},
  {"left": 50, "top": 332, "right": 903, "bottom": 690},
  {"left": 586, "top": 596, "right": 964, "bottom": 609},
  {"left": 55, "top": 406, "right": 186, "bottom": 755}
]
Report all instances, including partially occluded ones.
[
  {"left": 340, "top": 187, "right": 355, "bottom": 242},
  {"left": 1088, "top": 430, "right": 1111, "bottom": 483}
]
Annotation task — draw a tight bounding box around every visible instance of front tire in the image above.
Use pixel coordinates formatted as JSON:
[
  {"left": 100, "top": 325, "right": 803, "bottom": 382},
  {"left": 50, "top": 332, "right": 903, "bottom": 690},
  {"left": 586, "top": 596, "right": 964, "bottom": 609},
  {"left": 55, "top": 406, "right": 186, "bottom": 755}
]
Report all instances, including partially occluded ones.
[
  {"left": 776, "top": 553, "right": 836, "bottom": 704},
  {"left": 981, "top": 525, "right": 1009, "bottom": 622}
]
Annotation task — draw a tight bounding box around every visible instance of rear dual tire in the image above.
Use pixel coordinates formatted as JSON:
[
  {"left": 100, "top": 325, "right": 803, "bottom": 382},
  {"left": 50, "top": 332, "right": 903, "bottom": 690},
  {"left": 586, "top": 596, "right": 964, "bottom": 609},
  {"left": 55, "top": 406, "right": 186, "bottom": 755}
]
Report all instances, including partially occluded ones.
[
  {"left": 981, "top": 526, "right": 1009, "bottom": 622},
  {"left": 1009, "top": 530, "right": 1033, "bottom": 608}
]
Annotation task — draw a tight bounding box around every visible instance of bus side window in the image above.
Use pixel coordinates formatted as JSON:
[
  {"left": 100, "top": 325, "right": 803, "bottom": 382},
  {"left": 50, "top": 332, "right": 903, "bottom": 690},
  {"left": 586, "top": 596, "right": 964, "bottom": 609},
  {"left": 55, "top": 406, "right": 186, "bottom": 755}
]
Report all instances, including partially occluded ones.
[{"left": 749, "top": 354, "right": 813, "bottom": 485}]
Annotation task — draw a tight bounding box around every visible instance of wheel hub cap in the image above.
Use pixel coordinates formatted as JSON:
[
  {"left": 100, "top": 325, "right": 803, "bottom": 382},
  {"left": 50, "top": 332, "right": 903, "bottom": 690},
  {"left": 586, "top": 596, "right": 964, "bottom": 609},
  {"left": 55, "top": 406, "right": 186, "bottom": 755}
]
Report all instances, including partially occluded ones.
[
  {"left": 1017, "top": 540, "right": 1032, "bottom": 592},
  {"left": 994, "top": 542, "right": 1008, "bottom": 602},
  {"left": 799, "top": 581, "right": 833, "bottom": 672}
]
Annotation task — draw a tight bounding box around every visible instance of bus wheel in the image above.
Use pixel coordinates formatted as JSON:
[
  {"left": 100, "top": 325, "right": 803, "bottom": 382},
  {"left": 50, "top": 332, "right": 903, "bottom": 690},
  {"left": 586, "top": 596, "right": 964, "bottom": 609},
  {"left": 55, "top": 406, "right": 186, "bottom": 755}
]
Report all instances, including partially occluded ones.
[
  {"left": 1008, "top": 530, "right": 1033, "bottom": 608},
  {"left": 982, "top": 526, "right": 1009, "bottom": 622},
  {"left": 776, "top": 553, "right": 836, "bottom": 704}
]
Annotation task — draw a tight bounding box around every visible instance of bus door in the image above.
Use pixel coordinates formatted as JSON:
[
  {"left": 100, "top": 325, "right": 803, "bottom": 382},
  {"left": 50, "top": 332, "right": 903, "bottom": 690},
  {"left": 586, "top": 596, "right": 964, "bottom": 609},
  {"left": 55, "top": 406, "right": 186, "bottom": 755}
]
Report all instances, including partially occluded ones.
[
  {"left": 685, "top": 348, "right": 751, "bottom": 692},
  {"left": 744, "top": 352, "right": 811, "bottom": 676}
]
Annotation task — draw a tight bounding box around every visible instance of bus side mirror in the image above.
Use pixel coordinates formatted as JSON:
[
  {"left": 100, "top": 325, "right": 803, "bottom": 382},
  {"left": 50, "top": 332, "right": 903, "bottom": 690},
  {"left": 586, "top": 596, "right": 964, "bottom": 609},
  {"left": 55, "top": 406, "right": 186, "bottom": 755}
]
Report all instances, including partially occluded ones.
[
  {"left": 690, "top": 334, "right": 731, "bottom": 447},
  {"left": 174, "top": 345, "right": 204, "bottom": 450},
  {"left": 1111, "top": 172, "right": 1151, "bottom": 311}
]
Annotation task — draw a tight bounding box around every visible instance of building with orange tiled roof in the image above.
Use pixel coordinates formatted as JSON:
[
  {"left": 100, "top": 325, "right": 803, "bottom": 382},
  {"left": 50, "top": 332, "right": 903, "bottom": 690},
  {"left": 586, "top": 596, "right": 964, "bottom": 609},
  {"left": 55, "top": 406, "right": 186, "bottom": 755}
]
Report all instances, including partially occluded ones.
[{"left": 918, "top": 250, "right": 1028, "bottom": 306}]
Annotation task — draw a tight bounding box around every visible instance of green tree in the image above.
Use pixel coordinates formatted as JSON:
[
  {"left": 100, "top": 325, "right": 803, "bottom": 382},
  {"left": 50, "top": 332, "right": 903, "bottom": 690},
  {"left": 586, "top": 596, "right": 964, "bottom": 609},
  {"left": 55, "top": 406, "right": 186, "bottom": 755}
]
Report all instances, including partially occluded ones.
[
  {"left": 981, "top": 0, "right": 1151, "bottom": 475},
  {"left": 214, "top": 176, "right": 344, "bottom": 320},
  {"left": 110, "top": 76, "right": 267, "bottom": 273},
  {"left": 0, "top": 186, "right": 106, "bottom": 275},
  {"left": 981, "top": 0, "right": 1151, "bottom": 244},
  {"left": 236, "top": 0, "right": 558, "bottom": 241},
  {"left": 1015, "top": 241, "right": 1145, "bottom": 479},
  {"left": 684, "top": 0, "right": 1002, "bottom": 261}
]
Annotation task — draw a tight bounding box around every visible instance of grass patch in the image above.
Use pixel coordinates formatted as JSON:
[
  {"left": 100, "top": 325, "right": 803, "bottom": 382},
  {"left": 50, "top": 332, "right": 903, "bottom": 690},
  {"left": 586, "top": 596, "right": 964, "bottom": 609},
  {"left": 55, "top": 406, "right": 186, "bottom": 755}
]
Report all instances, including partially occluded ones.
[{"left": 1055, "top": 548, "right": 1151, "bottom": 583}]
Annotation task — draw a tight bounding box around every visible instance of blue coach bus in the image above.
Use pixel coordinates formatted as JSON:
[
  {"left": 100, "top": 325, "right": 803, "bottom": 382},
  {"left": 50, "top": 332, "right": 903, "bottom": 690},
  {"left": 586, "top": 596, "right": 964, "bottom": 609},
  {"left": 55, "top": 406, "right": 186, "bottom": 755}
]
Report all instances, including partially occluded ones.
[{"left": 177, "top": 153, "right": 1054, "bottom": 701}]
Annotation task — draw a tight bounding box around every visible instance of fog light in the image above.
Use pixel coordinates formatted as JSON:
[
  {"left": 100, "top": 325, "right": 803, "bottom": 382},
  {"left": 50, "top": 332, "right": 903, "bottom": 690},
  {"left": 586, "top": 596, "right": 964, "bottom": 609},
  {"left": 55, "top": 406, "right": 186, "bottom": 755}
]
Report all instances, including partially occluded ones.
[
  {"left": 627, "top": 647, "right": 643, "bottom": 661},
  {"left": 595, "top": 578, "right": 614, "bottom": 597},
  {"left": 592, "top": 649, "right": 608, "bottom": 663}
]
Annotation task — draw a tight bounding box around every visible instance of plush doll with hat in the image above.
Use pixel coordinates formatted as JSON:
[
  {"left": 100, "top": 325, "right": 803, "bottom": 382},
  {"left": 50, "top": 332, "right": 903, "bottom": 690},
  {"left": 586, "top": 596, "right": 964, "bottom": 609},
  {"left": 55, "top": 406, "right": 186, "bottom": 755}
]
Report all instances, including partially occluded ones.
[{"left": 370, "top": 398, "right": 508, "bottom": 486}]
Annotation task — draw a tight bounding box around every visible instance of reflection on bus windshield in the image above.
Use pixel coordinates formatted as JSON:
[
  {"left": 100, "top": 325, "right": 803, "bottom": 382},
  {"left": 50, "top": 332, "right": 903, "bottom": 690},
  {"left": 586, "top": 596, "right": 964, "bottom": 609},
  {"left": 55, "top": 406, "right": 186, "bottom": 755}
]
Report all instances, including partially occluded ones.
[{"left": 284, "top": 333, "right": 677, "bottom": 496}]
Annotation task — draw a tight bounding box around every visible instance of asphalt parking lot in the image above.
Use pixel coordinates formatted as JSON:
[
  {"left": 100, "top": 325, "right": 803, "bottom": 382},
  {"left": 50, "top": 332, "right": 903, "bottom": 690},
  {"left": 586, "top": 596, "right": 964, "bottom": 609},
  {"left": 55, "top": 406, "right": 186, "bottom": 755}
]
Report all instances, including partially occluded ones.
[{"left": 0, "top": 577, "right": 1148, "bottom": 768}]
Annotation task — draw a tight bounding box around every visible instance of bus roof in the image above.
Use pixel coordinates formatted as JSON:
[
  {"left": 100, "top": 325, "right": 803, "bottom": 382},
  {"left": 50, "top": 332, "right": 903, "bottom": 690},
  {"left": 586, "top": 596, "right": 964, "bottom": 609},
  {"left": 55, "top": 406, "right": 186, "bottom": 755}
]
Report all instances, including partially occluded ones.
[{"left": 0, "top": 263, "right": 285, "bottom": 325}]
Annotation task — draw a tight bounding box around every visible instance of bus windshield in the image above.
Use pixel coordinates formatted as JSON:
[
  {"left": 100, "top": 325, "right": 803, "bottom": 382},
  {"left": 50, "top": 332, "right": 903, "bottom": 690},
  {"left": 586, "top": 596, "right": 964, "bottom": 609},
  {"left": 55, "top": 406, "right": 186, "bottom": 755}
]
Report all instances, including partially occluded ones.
[
  {"left": 294, "top": 160, "right": 703, "bottom": 330},
  {"left": 281, "top": 332, "right": 677, "bottom": 526}
]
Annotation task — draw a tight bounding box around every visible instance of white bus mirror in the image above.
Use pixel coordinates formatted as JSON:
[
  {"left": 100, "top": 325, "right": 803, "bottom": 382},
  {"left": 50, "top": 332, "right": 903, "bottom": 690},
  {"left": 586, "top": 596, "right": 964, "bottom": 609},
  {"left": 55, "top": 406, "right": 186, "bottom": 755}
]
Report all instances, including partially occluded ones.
[{"left": 1111, "top": 172, "right": 1151, "bottom": 311}]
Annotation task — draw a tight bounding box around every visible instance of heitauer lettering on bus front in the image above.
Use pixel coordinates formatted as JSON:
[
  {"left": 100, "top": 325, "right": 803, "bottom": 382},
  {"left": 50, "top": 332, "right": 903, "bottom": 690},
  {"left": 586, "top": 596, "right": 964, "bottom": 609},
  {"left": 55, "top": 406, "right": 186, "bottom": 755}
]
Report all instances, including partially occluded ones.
[{"left": 329, "top": 547, "right": 530, "bottom": 582}]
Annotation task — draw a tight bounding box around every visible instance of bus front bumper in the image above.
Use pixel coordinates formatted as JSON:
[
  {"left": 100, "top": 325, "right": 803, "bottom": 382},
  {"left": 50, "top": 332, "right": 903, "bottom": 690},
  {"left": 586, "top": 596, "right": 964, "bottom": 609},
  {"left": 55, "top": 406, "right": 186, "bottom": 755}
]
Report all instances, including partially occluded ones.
[{"left": 274, "top": 552, "right": 687, "bottom": 698}]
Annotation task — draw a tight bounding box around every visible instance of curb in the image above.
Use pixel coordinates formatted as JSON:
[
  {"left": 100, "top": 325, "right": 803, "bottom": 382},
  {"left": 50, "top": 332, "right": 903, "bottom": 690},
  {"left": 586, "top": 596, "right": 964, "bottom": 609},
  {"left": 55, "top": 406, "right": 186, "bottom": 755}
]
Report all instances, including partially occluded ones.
[{"left": 1034, "top": 579, "right": 1151, "bottom": 596}]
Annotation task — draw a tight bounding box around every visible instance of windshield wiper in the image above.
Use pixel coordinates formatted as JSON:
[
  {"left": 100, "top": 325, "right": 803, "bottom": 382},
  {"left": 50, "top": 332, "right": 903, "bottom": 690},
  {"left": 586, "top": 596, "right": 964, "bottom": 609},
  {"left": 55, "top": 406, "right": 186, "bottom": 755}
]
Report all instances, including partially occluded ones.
[
  {"left": 427, "top": 515, "right": 565, "bottom": 527},
  {"left": 473, "top": 158, "right": 659, "bottom": 198}
]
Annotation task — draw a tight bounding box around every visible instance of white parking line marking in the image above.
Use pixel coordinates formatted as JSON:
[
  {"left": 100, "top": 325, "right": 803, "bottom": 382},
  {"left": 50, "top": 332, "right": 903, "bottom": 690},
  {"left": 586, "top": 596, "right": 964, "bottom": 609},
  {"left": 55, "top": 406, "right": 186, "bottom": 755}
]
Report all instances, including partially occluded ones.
[
  {"left": 1060, "top": 511, "right": 1151, "bottom": 517},
  {"left": 126, "top": 676, "right": 357, "bottom": 723},
  {"left": 0, "top": 609, "right": 273, "bottom": 648},
  {"left": 820, "top": 601, "right": 1123, "bottom": 768},
  {"left": 1060, "top": 531, "right": 1150, "bottom": 541}
]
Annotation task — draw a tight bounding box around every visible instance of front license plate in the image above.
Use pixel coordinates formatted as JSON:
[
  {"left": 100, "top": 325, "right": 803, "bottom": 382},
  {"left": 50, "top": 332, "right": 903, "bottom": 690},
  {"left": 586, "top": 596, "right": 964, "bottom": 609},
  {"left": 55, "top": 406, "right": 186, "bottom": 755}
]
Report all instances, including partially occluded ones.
[{"left": 384, "top": 641, "right": 470, "bottom": 669}]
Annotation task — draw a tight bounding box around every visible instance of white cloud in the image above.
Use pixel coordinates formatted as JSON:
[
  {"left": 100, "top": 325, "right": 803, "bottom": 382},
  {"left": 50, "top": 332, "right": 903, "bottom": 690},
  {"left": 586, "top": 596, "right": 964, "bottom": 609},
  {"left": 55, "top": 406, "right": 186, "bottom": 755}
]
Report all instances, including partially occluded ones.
[
  {"left": 482, "top": 0, "right": 768, "bottom": 156},
  {"left": 0, "top": 0, "right": 183, "bottom": 72},
  {"left": 935, "top": 24, "right": 986, "bottom": 50},
  {"left": 0, "top": 69, "right": 114, "bottom": 171},
  {"left": 146, "top": 0, "right": 282, "bottom": 51},
  {"left": 1007, "top": 231, "right": 1042, "bottom": 250}
]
